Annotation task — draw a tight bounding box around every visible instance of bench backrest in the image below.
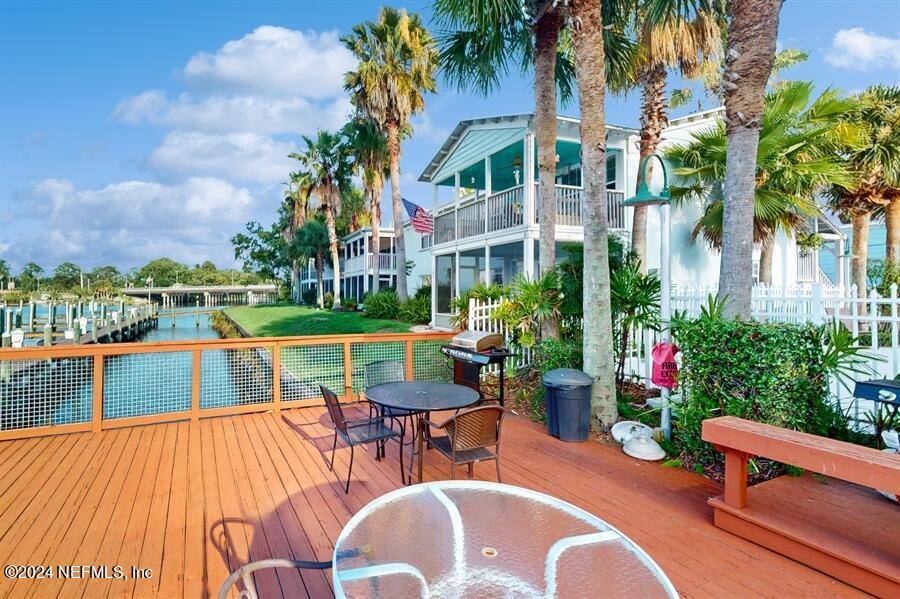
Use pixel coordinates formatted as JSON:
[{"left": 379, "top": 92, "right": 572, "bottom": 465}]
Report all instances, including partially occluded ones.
[{"left": 702, "top": 416, "right": 900, "bottom": 495}]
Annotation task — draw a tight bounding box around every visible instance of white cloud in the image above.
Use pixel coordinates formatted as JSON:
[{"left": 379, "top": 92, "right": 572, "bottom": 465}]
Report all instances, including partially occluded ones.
[
  {"left": 19, "top": 177, "right": 257, "bottom": 265},
  {"left": 149, "top": 130, "right": 297, "bottom": 184},
  {"left": 183, "top": 26, "right": 355, "bottom": 98},
  {"left": 826, "top": 27, "right": 900, "bottom": 70},
  {"left": 410, "top": 111, "right": 450, "bottom": 144},
  {"left": 115, "top": 91, "right": 351, "bottom": 135}
]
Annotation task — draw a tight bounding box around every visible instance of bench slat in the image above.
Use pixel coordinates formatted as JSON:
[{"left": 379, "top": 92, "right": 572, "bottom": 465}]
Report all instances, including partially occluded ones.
[{"left": 702, "top": 416, "right": 900, "bottom": 495}]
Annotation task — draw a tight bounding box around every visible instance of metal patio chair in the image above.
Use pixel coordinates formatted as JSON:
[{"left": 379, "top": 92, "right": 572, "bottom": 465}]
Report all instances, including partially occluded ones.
[
  {"left": 364, "top": 360, "right": 417, "bottom": 455},
  {"left": 425, "top": 405, "right": 505, "bottom": 482},
  {"left": 218, "top": 558, "right": 330, "bottom": 599},
  {"left": 320, "top": 384, "right": 405, "bottom": 492}
]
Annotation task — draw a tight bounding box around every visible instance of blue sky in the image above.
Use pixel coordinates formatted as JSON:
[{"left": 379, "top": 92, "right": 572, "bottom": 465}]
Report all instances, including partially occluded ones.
[{"left": 1, "top": 0, "right": 898, "bottom": 273}]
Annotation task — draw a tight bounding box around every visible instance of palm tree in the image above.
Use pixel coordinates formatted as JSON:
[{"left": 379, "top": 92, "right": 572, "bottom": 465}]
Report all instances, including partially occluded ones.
[
  {"left": 667, "top": 82, "right": 856, "bottom": 284},
  {"left": 830, "top": 85, "right": 900, "bottom": 296},
  {"left": 289, "top": 130, "right": 352, "bottom": 310},
  {"left": 283, "top": 173, "right": 314, "bottom": 302},
  {"left": 569, "top": 0, "right": 618, "bottom": 427},
  {"left": 343, "top": 7, "right": 438, "bottom": 301},
  {"left": 434, "top": 0, "right": 635, "bottom": 339},
  {"left": 717, "top": 0, "right": 784, "bottom": 318},
  {"left": 628, "top": 0, "right": 724, "bottom": 271},
  {"left": 289, "top": 216, "right": 332, "bottom": 309},
  {"left": 343, "top": 118, "right": 390, "bottom": 292}
]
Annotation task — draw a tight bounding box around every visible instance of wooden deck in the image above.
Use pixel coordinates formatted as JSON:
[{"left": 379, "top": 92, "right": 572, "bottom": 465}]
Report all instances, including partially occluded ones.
[{"left": 0, "top": 406, "right": 868, "bottom": 598}]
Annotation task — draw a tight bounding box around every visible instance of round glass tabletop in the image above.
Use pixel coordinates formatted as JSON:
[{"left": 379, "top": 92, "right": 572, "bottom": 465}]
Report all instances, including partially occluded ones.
[
  {"left": 332, "top": 481, "right": 677, "bottom": 598},
  {"left": 365, "top": 381, "right": 480, "bottom": 413}
]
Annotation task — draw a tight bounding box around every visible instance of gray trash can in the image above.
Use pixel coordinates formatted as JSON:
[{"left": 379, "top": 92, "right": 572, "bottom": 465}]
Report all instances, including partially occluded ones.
[{"left": 543, "top": 368, "right": 594, "bottom": 442}]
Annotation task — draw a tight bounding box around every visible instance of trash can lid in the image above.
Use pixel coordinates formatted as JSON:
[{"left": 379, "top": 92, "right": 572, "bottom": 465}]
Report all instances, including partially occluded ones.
[{"left": 543, "top": 368, "right": 594, "bottom": 388}]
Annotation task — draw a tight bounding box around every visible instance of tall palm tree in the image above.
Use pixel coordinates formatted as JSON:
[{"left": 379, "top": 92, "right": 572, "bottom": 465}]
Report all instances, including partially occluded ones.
[
  {"left": 569, "top": 0, "right": 618, "bottom": 427},
  {"left": 289, "top": 216, "right": 332, "bottom": 309},
  {"left": 289, "top": 130, "right": 352, "bottom": 310},
  {"left": 668, "top": 82, "right": 856, "bottom": 284},
  {"left": 831, "top": 85, "right": 900, "bottom": 295},
  {"left": 343, "top": 118, "right": 390, "bottom": 293},
  {"left": 283, "top": 172, "right": 314, "bottom": 302},
  {"left": 718, "top": 0, "right": 784, "bottom": 318},
  {"left": 343, "top": 7, "right": 438, "bottom": 301},
  {"left": 628, "top": 0, "right": 724, "bottom": 271},
  {"left": 434, "top": 0, "right": 635, "bottom": 339}
]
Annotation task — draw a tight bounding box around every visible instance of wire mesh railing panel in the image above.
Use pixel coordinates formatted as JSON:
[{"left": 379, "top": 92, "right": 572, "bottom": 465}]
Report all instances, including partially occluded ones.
[
  {"left": 281, "top": 343, "right": 344, "bottom": 400},
  {"left": 412, "top": 340, "right": 452, "bottom": 382},
  {"left": 351, "top": 342, "right": 405, "bottom": 392},
  {"left": 201, "top": 347, "right": 272, "bottom": 409},
  {"left": 104, "top": 351, "right": 191, "bottom": 419},
  {"left": 0, "top": 356, "right": 93, "bottom": 431}
]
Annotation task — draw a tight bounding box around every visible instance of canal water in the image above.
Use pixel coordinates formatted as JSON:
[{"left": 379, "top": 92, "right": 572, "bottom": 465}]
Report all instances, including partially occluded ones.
[{"left": 0, "top": 307, "right": 270, "bottom": 431}]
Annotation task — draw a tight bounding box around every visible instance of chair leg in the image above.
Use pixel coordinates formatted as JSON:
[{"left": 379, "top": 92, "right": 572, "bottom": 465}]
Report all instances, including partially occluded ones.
[
  {"left": 450, "top": 463, "right": 456, "bottom": 480},
  {"left": 495, "top": 456, "right": 501, "bottom": 483},
  {"left": 467, "top": 462, "right": 474, "bottom": 479},
  {"left": 345, "top": 444, "right": 355, "bottom": 494},
  {"left": 328, "top": 431, "right": 337, "bottom": 471},
  {"left": 398, "top": 433, "right": 406, "bottom": 486}
]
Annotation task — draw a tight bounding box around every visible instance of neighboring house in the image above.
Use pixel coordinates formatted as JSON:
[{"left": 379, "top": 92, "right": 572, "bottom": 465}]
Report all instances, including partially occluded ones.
[
  {"left": 415, "top": 111, "right": 847, "bottom": 329},
  {"left": 295, "top": 223, "right": 432, "bottom": 303}
]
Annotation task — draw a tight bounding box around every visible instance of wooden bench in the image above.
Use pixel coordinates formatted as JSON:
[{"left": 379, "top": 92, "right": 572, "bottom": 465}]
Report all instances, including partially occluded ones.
[{"left": 702, "top": 416, "right": 900, "bottom": 597}]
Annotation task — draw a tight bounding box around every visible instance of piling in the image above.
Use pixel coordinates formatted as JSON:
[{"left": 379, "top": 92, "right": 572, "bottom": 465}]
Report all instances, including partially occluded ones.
[
  {"left": 91, "top": 316, "right": 98, "bottom": 343},
  {"left": 27, "top": 301, "right": 34, "bottom": 332},
  {"left": 74, "top": 321, "right": 82, "bottom": 345},
  {"left": 0, "top": 332, "right": 10, "bottom": 381},
  {"left": 48, "top": 301, "right": 55, "bottom": 330},
  {"left": 43, "top": 323, "right": 52, "bottom": 347},
  {"left": 195, "top": 300, "right": 200, "bottom": 328}
]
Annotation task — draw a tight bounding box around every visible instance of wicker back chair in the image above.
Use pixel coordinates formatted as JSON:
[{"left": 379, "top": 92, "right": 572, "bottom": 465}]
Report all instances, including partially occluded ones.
[{"left": 426, "top": 406, "right": 505, "bottom": 482}]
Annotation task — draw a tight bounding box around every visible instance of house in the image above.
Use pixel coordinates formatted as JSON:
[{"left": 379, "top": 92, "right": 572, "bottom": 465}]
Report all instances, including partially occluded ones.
[
  {"left": 415, "top": 110, "right": 848, "bottom": 329},
  {"left": 295, "top": 223, "right": 432, "bottom": 304}
]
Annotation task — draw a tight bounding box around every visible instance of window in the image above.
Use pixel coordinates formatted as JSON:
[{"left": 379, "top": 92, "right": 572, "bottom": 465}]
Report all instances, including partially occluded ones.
[
  {"left": 421, "top": 234, "right": 433, "bottom": 250},
  {"left": 606, "top": 153, "right": 617, "bottom": 190},
  {"left": 435, "top": 254, "right": 456, "bottom": 313}
]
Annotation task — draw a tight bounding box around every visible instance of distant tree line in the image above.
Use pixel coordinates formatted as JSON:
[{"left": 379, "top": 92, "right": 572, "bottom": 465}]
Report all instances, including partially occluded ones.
[{"left": 0, "top": 257, "right": 262, "bottom": 295}]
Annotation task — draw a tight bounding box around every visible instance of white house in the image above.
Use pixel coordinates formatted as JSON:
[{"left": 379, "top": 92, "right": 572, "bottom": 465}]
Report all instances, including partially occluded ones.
[{"left": 414, "top": 110, "right": 846, "bottom": 329}]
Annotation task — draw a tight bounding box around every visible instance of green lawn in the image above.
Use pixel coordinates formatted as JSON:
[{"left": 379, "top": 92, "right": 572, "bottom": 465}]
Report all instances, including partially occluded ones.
[{"left": 224, "top": 303, "right": 412, "bottom": 337}]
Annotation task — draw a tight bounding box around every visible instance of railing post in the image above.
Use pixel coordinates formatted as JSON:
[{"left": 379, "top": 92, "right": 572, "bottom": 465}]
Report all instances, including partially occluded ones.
[
  {"left": 191, "top": 349, "right": 201, "bottom": 421},
  {"left": 343, "top": 340, "right": 353, "bottom": 401},
  {"left": 405, "top": 339, "right": 414, "bottom": 381},
  {"left": 272, "top": 342, "right": 282, "bottom": 411},
  {"left": 92, "top": 354, "right": 104, "bottom": 432}
]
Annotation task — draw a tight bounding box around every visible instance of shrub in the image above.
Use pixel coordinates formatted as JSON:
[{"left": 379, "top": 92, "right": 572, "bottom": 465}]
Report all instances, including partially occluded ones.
[
  {"left": 414, "top": 284, "right": 432, "bottom": 300},
  {"left": 449, "top": 283, "right": 505, "bottom": 330},
  {"left": 323, "top": 292, "right": 334, "bottom": 308},
  {"left": 673, "top": 316, "right": 850, "bottom": 472},
  {"left": 492, "top": 273, "right": 561, "bottom": 347},
  {"left": 400, "top": 295, "right": 431, "bottom": 324},
  {"left": 342, "top": 296, "right": 358, "bottom": 311},
  {"left": 363, "top": 289, "right": 401, "bottom": 320},
  {"left": 301, "top": 288, "right": 317, "bottom": 305},
  {"left": 534, "top": 338, "right": 583, "bottom": 372}
]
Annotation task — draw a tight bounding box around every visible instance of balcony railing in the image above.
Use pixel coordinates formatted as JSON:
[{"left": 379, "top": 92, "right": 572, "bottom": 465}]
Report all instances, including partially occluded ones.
[
  {"left": 368, "top": 253, "right": 397, "bottom": 270},
  {"left": 488, "top": 185, "right": 525, "bottom": 232},
  {"left": 0, "top": 332, "right": 453, "bottom": 441},
  {"left": 430, "top": 185, "right": 628, "bottom": 246}
]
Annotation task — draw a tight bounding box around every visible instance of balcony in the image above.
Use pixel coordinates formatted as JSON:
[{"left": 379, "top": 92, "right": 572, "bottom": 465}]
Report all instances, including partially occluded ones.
[
  {"left": 432, "top": 185, "right": 627, "bottom": 246},
  {"left": 343, "top": 253, "right": 397, "bottom": 274}
]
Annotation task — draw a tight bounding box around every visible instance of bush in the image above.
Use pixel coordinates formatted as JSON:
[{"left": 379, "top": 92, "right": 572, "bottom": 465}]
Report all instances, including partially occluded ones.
[
  {"left": 414, "top": 285, "right": 432, "bottom": 300},
  {"left": 534, "top": 338, "right": 583, "bottom": 372},
  {"left": 301, "top": 288, "right": 317, "bottom": 305},
  {"left": 363, "top": 289, "right": 401, "bottom": 320},
  {"left": 673, "top": 316, "right": 849, "bottom": 472},
  {"left": 400, "top": 295, "right": 431, "bottom": 324},
  {"left": 342, "top": 297, "right": 358, "bottom": 311},
  {"left": 324, "top": 292, "right": 334, "bottom": 308}
]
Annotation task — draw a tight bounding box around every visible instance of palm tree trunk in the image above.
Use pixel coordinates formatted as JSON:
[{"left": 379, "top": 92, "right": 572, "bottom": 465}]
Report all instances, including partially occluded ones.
[
  {"left": 535, "top": 11, "right": 562, "bottom": 340},
  {"left": 571, "top": 0, "right": 617, "bottom": 428},
  {"left": 758, "top": 239, "right": 774, "bottom": 286},
  {"left": 718, "top": 0, "right": 783, "bottom": 319},
  {"left": 291, "top": 261, "right": 300, "bottom": 303},
  {"left": 324, "top": 204, "right": 342, "bottom": 309},
  {"left": 851, "top": 211, "right": 870, "bottom": 308},
  {"left": 632, "top": 63, "right": 667, "bottom": 272},
  {"left": 369, "top": 182, "right": 382, "bottom": 294},
  {"left": 315, "top": 258, "right": 325, "bottom": 310},
  {"left": 386, "top": 120, "right": 408, "bottom": 301},
  {"left": 885, "top": 200, "right": 900, "bottom": 263}
]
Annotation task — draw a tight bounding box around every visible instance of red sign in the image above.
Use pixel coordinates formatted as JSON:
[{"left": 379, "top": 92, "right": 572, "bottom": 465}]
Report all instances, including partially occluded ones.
[{"left": 651, "top": 342, "right": 679, "bottom": 389}]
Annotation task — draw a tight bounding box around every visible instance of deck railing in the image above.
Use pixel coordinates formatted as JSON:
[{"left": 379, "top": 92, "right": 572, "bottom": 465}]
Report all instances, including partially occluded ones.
[
  {"left": 434, "top": 211, "right": 456, "bottom": 244},
  {"left": 0, "top": 331, "right": 453, "bottom": 441},
  {"left": 457, "top": 199, "right": 486, "bottom": 239},
  {"left": 488, "top": 185, "right": 525, "bottom": 232}
]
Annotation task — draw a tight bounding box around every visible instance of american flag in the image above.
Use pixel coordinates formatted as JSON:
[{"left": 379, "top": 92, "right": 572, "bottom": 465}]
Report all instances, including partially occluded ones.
[{"left": 402, "top": 198, "right": 433, "bottom": 234}]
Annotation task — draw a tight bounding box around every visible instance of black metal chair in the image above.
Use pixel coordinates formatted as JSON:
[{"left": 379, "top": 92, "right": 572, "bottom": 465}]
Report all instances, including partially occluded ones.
[
  {"left": 425, "top": 405, "right": 505, "bottom": 482},
  {"left": 320, "top": 384, "right": 405, "bottom": 493},
  {"left": 364, "top": 360, "right": 418, "bottom": 454}
]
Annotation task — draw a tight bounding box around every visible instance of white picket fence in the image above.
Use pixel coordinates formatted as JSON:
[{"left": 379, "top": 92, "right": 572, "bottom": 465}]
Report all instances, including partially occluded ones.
[{"left": 467, "top": 283, "right": 900, "bottom": 425}]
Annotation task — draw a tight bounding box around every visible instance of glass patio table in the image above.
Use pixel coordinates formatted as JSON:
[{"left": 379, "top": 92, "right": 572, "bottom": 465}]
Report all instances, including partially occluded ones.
[
  {"left": 365, "top": 381, "right": 480, "bottom": 484},
  {"left": 332, "top": 481, "right": 678, "bottom": 598}
]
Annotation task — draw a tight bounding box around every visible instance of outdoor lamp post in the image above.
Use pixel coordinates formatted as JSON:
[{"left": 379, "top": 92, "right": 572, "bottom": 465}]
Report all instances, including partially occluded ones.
[{"left": 624, "top": 154, "right": 673, "bottom": 440}]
